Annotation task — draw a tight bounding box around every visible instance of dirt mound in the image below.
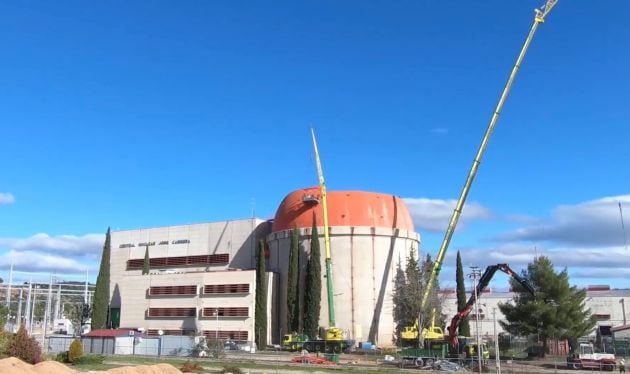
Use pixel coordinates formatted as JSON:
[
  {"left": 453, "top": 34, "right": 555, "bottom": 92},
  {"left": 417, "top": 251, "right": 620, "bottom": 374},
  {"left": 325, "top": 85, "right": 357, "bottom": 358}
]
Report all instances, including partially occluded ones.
[
  {"left": 0, "top": 357, "right": 38, "bottom": 374},
  {"left": 0, "top": 357, "right": 181, "bottom": 374},
  {"left": 33, "top": 360, "right": 77, "bottom": 373}
]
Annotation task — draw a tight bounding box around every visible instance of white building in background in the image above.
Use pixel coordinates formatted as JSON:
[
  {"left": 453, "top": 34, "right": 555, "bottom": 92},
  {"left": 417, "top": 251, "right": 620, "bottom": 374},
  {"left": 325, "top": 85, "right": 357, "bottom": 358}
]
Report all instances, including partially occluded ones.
[
  {"left": 440, "top": 285, "right": 630, "bottom": 340},
  {"left": 109, "top": 218, "right": 276, "bottom": 343}
]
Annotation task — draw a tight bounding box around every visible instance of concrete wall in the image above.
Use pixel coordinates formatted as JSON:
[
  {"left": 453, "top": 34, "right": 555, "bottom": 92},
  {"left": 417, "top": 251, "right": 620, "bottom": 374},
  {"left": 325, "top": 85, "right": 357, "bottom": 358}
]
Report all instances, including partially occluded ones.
[
  {"left": 109, "top": 218, "right": 273, "bottom": 343},
  {"left": 267, "top": 225, "right": 419, "bottom": 347}
]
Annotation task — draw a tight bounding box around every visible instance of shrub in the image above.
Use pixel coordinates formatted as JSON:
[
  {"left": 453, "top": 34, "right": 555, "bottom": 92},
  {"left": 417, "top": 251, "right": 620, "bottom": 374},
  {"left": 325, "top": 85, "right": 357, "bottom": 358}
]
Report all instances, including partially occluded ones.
[
  {"left": 6, "top": 325, "right": 42, "bottom": 364},
  {"left": 0, "top": 331, "right": 11, "bottom": 356},
  {"left": 54, "top": 351, "right": 69, "bottom": 363},
  {"left": 68, "top": 339, "right": 83, "bottom": 362},
  {"left": 181, "top": 360, "right": 203, "bottom": 373},
  {"left": 221, "top": 366, "right": 243, "bottom": 374},
  {"left": 73, "top": 354, "right": 105, "bottom": 365}
]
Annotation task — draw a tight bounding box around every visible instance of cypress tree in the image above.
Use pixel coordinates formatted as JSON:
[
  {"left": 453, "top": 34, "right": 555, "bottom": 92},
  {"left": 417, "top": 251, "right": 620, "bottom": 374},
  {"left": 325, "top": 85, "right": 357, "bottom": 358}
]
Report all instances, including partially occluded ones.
[
  {"left": 419, "top": 254, "right": 444, "bottom": 334},
  {"left": 92, "top": 227, "right": 111, "bottom": 329},
  {"left": 255, "top": 239, "right": 267, "bottom": 349},
  {"left": 303, "top": 213, "right": 321, "bottom": 339},
  {"left": 142, "top": 245, "right": 150, "bottom": 275},
  {"left": 287, "top": 228, "right": 299, "bottom": 333},
  {"left": 455, "top": 251, "right": 470, "bottom": 336}
]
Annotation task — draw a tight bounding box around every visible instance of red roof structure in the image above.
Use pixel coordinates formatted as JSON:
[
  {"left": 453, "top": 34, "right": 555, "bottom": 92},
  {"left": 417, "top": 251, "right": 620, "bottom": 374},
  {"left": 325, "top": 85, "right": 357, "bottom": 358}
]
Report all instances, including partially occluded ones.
[
  {"left": 84, "top": 329, "right": 136, "bottom": 338},
  {"left": 273, "top": 187, "right": 415, "bottom": 232}
]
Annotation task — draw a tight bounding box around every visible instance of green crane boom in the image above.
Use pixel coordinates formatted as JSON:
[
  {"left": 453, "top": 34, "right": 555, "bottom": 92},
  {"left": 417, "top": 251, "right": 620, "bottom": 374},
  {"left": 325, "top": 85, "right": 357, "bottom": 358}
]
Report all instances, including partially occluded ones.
[
  {"left": 311, "top": 128, "right": 335, "bottom": 327},
  {"left": 419, "top": 0, "right": 559, "bottom": 312}
]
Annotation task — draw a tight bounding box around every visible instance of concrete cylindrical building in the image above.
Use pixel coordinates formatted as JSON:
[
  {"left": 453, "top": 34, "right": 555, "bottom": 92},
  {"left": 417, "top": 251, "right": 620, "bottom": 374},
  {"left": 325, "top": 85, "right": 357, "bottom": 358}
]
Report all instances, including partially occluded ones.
[{"left": 267, "top": 187, "right": 420, "bottom": 347}]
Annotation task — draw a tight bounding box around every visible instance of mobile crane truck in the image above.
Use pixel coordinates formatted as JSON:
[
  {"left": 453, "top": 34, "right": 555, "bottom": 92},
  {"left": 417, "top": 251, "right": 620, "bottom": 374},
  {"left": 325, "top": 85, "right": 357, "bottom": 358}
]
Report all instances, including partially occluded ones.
[
  {"left": 400, "top": 0, "right": 558, "bottom": 369},
  {"left": 296, "top": 129, "right": 354, "bottom": 358}
]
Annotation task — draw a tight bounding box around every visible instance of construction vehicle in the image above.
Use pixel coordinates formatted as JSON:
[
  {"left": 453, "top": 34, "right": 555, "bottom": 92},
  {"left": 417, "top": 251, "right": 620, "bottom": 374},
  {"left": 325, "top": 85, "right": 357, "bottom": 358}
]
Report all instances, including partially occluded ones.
[
  {"left": 567, "top": 342, "right": 616, "bottom": 371},
  {"left": 447, "top": 263, "right": 536, "bottom": 347},
  {"left": 401, "top": 263, "right": 533, "bottom": 368},
  {"left": 401, "top": 307, "right": 444, "bottom": 343},
  {"left": 402, "top": 0, "right": 559, "bottom": 348},
  {"left": 299, "top": 129, "right": 354, "bottom": 356},
  {"left": 282, "top": 333, "right": 309, "bottom": 351}
]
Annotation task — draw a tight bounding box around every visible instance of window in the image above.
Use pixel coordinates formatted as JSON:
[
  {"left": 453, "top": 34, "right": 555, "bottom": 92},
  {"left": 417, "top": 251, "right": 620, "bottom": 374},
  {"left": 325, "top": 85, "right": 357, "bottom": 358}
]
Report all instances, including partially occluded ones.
[
  {"left": 147, "top": 308, "right": 196, "bottom": 318},
  {"left": 126, "top": 253, "right": 229, "bottom": 270},
  {"left": 147, "top": 329, "right": 195, "bottom": 336},
  {"left": 149, "top": 285, "right": 197, "bottom": 296},
  {"left": 203, "top": 284, "right": 249, "bottom": 295},
  {"left": 203, "top": 330, "right": 248, "bottom": 340},
  {"left": 202, "top": 307, "right": 248, "bottom": 318}
]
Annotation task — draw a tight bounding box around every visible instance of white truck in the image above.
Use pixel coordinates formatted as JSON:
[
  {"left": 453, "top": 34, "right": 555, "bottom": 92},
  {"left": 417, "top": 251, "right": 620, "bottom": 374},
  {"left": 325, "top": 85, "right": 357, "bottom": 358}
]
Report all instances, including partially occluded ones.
[
  {"left": 53, "top": 318, "right": 74, "bottom": 336},
  {"left": 567, "top": 343, "right": 616, "bottom": 371}
]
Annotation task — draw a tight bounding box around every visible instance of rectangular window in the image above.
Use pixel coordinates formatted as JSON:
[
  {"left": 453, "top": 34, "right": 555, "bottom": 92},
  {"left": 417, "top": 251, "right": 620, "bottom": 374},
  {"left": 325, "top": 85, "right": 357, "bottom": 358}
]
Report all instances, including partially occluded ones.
[
  {"left": 147, "top": 308, "right": 197, "bottom": 318},
  {"left": 203, "top": 330, "right": 248, "bottom": 340},
  {"left": 202, "top": 307, "right": 248, "bottom": 318},
  {"left": 147, "top": 329, "right": 195, "bottom": 336},
  {"left": 203, "top": 284, "right": 249, "bottom": 295},
  {"left": 126, "top": 254, "right": 229, "bottom": 270},
  {"left": 149, "top": 285, "right": 197, "bottom": 296}
]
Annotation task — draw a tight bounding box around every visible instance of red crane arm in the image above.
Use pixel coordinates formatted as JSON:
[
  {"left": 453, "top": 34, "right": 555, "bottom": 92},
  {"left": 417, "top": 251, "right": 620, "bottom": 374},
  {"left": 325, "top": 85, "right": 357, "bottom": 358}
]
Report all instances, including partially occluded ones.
[{"left": 447, "top": 263, "right": 535, "bottom": 346}]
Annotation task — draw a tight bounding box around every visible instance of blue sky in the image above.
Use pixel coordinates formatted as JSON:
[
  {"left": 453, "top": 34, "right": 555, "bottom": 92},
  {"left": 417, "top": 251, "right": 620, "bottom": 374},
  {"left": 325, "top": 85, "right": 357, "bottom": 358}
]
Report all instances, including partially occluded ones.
[{"left": 0, "top": 1, "right": 628, "bottom": 289}]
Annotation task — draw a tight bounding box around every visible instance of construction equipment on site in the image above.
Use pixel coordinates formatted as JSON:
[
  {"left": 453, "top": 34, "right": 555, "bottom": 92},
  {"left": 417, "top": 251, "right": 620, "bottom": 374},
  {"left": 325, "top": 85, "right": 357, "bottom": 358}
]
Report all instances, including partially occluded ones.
[
  {"left": 300, "top": 128, "right": 354, "bottom": 356},
  {"left": 567, "top": 342, "right": 616, "bottom": 371},
  {"left": 401, "top": 307, "right": 444, "bottom": 343},
  {"left": 405, "top": 0, "right": 559, "bottom": 345},
  {"left": 282, "top": 333, "right": 309, "bottom": 351},
  {"left": 400, "top": 263, "right": 531, "bottom": 368},
  {"left": 447, "top": 263, "right": 536, "bottom": 347}
]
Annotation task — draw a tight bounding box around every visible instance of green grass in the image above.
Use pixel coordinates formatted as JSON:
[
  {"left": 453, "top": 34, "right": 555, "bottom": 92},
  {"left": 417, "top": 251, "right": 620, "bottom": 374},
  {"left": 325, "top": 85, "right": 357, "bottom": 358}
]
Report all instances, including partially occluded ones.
[{"left": 69, "top": 355, "right": 409, "bottom": 374}]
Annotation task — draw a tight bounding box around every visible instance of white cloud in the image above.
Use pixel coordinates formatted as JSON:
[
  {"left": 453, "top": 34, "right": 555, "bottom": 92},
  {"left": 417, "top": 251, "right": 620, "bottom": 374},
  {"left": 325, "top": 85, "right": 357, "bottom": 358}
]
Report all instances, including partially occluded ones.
[
  {"left": 441, "top": 243, "right": 630, "bottom": 289},
  {"left": 403, "top": 197, "right": 492, "bottom": 232},
  {"left": 496, "top": 195, "right": 630, "bottom": 247},
  {"left": 0, "top": 193, "right": 15, "bottom": 205},
  {"left": 0, "top": 233, "right": 104, "bottom": 256},
  {"left": 0, "top": 249, "right": 96, "bottom": 274}
]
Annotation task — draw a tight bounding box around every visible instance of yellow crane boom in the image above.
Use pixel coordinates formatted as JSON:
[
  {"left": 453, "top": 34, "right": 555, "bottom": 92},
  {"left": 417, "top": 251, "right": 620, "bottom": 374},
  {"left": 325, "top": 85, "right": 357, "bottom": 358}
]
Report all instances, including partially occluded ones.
[
  {"left": 311, "top": 128, "right": 336, "bottom": 327},
  {"left": 419, "top": 0, "right": 559, "bottom": 312}
]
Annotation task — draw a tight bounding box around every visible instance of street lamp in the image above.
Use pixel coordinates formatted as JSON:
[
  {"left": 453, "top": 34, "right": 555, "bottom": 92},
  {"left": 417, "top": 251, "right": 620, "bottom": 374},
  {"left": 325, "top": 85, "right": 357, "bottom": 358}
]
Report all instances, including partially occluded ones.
[
  {"left": 214, "top": 309, "right": 219, "bottom": 341},
  {"left": 469, "top": 266, "right": 483, "bottom": 373}
]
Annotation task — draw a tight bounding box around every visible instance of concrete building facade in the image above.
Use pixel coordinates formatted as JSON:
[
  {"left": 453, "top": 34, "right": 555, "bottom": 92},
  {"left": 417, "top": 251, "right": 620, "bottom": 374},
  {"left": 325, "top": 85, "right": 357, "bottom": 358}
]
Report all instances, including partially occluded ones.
[{"left": 109, "top": 218, "right": 275, "bottom": 342}]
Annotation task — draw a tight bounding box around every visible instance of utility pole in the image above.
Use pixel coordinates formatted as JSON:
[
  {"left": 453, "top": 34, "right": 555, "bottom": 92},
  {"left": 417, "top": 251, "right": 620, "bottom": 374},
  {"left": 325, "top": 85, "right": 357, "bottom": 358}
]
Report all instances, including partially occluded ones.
[
  {"left": 469, "top": 266, "right": 483, "bottom": 373},
  {"left": 493, "top": 308, "right": 501, "bottom": 374},
  {"left": 42, "top": 274, "right": 53, "bottom": 348},
  {"left": 16, "top": 288, "right": 24, "bottom": 329},
  {"left": 6, "top": 262, "right": 13, "bottom": 307}
]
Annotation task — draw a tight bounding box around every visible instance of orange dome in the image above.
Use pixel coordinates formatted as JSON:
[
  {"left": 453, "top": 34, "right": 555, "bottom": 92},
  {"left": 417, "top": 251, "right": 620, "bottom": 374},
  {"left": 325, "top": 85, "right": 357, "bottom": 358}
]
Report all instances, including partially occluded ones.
[{"left": 272, "top": 187, "right": 415, "bottom": 232}]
